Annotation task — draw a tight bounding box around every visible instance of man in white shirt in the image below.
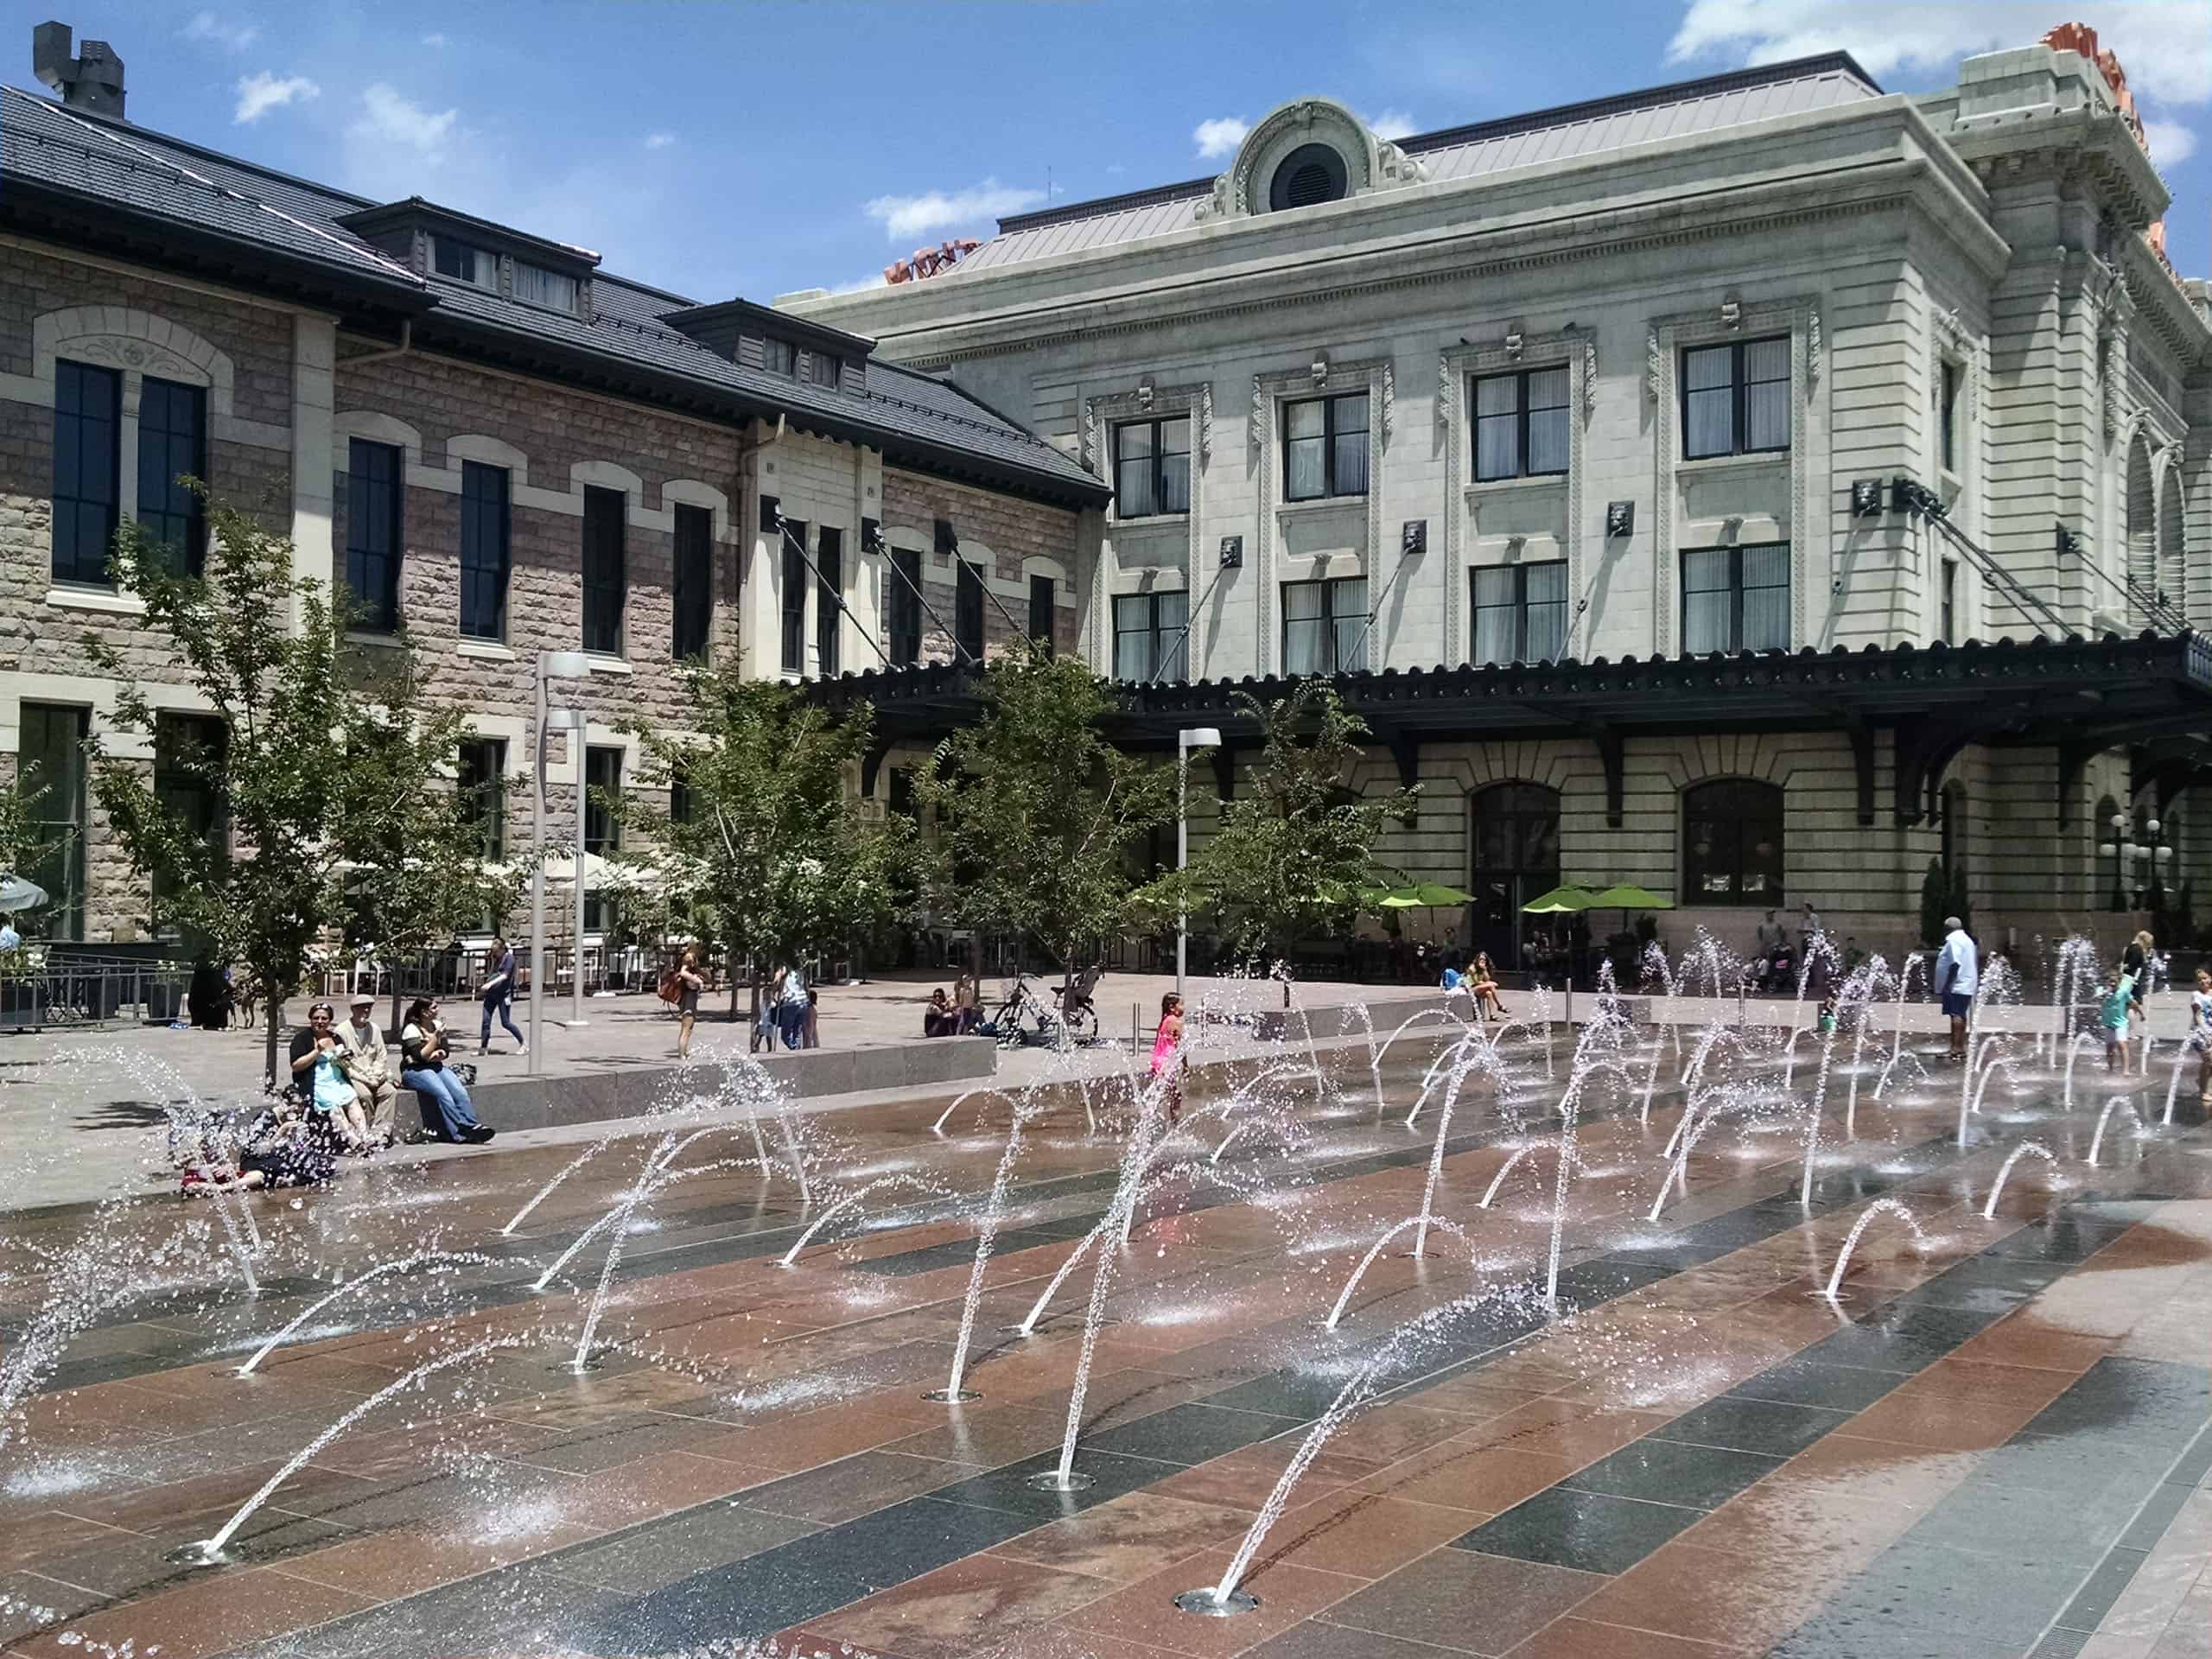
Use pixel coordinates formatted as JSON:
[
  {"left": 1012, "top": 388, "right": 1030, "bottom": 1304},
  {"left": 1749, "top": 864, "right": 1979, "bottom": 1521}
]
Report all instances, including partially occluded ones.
[{"left": 1934, "top": 916, "right": 1979, "bottom": 1061}]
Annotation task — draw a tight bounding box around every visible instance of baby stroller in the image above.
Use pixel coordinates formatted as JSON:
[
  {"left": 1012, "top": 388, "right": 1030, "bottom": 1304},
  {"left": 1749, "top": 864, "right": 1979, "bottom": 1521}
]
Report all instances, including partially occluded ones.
[{"left": 1754, "top": 942, "right": 1796, "bottom": 995}]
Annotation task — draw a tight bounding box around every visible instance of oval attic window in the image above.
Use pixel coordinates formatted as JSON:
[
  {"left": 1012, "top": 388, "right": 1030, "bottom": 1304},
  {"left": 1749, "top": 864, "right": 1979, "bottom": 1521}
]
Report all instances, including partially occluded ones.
[{"left": 1269, "top": 143, "right": 1348, "bottom": 212}]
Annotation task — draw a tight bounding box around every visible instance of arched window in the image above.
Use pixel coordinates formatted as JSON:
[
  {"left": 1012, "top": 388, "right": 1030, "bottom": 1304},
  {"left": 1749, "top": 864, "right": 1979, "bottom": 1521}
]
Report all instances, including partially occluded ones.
[
  {"left": 1269, "top": 143, "right": 1348, "bottom": 212},
  {"left": 1683, "top": 780, "right": 1783, "bottom": 906},
  {"left": 2126, "top": 436, "right": 2156, "bottom": 601},
  {"left": 1470, "top": 782, "right": 1560, "bottom": 969}
]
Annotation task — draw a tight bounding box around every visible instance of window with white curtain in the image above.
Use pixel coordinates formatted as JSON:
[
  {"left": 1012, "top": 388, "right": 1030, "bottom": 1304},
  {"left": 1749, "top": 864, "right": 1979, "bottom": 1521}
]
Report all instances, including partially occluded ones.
[
  {"left": 1472, "top": 367, "right": 1570, "bottom": 482},
  {"left": 514, "top": 263, "right": 579, "bottom": 312},
  {"left": 1281, "top": 576, "right": 1368, "bottom": 674},
  {"left": 1681, "top": 543, "right": 1789, "bottom": 655},
  {"left": 1112, "top": 590, "right": 1188, "bottom": 682},
  {"left": 1681, "top": 336, "right": 1790, "bottom": 460},
  {"left": 1471, "top": 562, "right": 1568, "bottom": 665},
  {"left": 1282, "top": 393, "right": 1369, "bottom": 501}
]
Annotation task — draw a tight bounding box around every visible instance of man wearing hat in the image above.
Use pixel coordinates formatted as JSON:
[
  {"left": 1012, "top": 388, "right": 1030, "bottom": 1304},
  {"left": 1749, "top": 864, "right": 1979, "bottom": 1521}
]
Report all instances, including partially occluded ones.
[
  {"left": 1934, "top": 915, "right": 1979, "bottom": 1062},
  {"left": 339, "top": 993, "right": 401, "bottom": 1147}
]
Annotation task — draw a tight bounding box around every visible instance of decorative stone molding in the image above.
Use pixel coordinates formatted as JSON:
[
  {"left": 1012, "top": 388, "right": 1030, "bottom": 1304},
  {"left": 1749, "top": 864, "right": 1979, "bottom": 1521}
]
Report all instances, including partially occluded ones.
[
  {"left": 1440, "top": 327, "right": 1588, "bottom": 665},
  {"left": 1808, "top": 308, "right": 1823, "bottom": 383},
  {"left": 1647, "top": 296, "right": 1819, "bottom": 655},
  {"left": 1930, "top": 305, "right": 1979, "bottom": 419},
  {"left": 1192, "top": 97, "right": 1425, "bottom": 224},
  {"left": 1198, "top": 382, "right": 1213, "bottom": 466},
  {"left": 1249, "top": 376, "right": 1265, "bottom": 459},
  {"left": 1436, "top": 353, "right": 1454, "bottom": 432},
  {"left": 1382, "top": 359, "right": 1395, "bottom": 448},
  {"left": 1251, "top": 354, "right": 1389, "bottom": 674},
  {"left": 1081, "top": 399, "right": 1103, "bottom": 477}
]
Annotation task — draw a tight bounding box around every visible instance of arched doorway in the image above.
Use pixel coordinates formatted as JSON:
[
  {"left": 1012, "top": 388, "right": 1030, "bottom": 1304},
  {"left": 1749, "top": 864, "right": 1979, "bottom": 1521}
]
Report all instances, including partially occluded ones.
[{"left": 1470, "top": 782, "right": 1560, "bottom": 969}]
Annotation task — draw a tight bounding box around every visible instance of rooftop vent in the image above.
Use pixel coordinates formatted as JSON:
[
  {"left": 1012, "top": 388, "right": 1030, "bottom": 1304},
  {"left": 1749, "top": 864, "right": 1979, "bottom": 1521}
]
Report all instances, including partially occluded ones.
[{"left": 33, "top": 21, "right": 124, "bottom": 118}]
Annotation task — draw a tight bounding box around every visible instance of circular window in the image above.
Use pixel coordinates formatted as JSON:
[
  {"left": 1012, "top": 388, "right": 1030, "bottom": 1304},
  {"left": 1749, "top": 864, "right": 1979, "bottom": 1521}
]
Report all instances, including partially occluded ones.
[{"left": 1268, "top": 143, "right": 1348, "bottom": 212}]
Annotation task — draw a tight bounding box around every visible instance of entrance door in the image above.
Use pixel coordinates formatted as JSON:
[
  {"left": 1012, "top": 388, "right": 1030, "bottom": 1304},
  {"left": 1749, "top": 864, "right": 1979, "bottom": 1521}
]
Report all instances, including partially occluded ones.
[{"left": 1470, "top": 782, "right": 1560, "bottom": 970}]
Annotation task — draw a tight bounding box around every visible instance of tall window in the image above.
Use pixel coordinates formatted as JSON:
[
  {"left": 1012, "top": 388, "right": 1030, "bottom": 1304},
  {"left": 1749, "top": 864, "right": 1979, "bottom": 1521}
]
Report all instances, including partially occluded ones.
[
  {"left": 1681, "top": 543, "right": 1789, "bottom": 655},
  {"left": 1471, "top": 781, "right": 1560, "bottom": 970},
  {"left": 432, "top": 235, "right": 495, "bottom": 289},
  {"left": 779, "top": 519, "right": 809, "bottom": 673},
  {"left": 1939, "top": 558, "right": 1957, "bottom": 645},
  {"left": 671, "top": 503, "right": 712, "bottom": 660},
  {"left": 582, "top": 485, "right": 626, "bottom": 655},
  {"left": 460, "top": 461, "right": 510, "bottom": 641},
  {"left": 1939, "top": 361, "right": 1961, "bottom": 474},
  {"left": 816, "top": 526, "right": 843, "bottom": 676},
  {"left": 514, "top": 263, "right": 578, "bottom": 312},
  {"left": 1112, "top": 591, "right": 1188, "bottom": 682},
  {"left": 1683, "top": 779, "right": 1783, "bottom": 906},
  {"left": 762, "top": 338, "right": 796, "bottom": 377},
  {"left": 888, "top": 545, "right": 922, "bottom": 665},
  {"left": 1681, "top": 336, "right": 1790, "bottom": 460},
  {"left": 1281, "top": 575, "right": 1368, "bottom": 674},
  {"left": 806, "top": 351, "right": 842, "bottom": 389},
  {"left": 1113, "top": 417, "right": 1191, "bottom": 518},
  {"left": 52, "top": 359, "right": 120, "bottom": 586},
  {"left": 1283, "top": 393, "right": 1369, "bottom": 501},
  {"left": 669, "top": 758, "right": 694, "bottom": 828},
  {"left": 153, "top": 713, "right": 226, "bottom": 929},
  {"left": 1471, "top": 563, "right": 1567, "bottom": 666},
  {"left": 955, "top": 559, "right": 984, "bottom": 661},
  {"left": 1028, "top": 574, "right": 1056, "bottom": 656},
  {"left": 1473, "top": 367, "right": 1569, "bottom": 482},
  {"left": 137, "top": 377, "right": 206, "bottom": 575},
  {"left": 456, "top": 738, "right": 505, "bottom": 861},
  {"left": 583, "top": 746, "right": 621, "bottom": 932},
  {"left": 19, "top": 703, "right": 87, "bottom": 940},
  {"left": 345, "top": 438, "right": 403, "bottom": 632}
]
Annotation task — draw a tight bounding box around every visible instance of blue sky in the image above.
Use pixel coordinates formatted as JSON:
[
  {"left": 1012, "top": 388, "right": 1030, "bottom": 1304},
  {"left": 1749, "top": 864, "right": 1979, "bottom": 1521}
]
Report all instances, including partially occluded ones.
[{"left": 8, "top": 1, "right": 2209, "bottom": 298}]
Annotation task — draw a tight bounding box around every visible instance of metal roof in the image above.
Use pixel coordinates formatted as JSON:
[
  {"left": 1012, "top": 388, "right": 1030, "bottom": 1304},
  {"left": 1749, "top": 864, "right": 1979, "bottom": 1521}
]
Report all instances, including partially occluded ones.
[{"left": 961, "top": 54, "right": 1883, "bottom": 275}]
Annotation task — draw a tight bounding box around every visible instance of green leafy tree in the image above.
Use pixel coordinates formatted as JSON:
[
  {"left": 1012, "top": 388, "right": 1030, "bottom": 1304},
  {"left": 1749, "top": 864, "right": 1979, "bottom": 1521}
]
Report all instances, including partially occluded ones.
[
  {"left": 1918, "top": 857, "right": 1947, "bottom": 947},
  {"left": 1946, "top": 861, "right": 1973, "bottom": 940},
  {"left": 614, "top": 664, "right": 912, "bottom": 1021},
  {"left": 334, "top": 651, "right": 531, "bottom": 1034},
  {"left": 916, "top": 644, "right": 1173, "bottom": 987},
  {"left": 1141, "top": 679, "right": 1416, "bottom": 997},
  {"left": 87, "top": 499, "right": 350, "bottom": 1083}
]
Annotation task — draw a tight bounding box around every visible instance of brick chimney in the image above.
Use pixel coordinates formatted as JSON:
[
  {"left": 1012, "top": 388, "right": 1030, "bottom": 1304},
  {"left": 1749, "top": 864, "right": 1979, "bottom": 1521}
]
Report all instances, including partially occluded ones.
[{"left": 33, "top": 21, "right": 125, "bottom": 118}]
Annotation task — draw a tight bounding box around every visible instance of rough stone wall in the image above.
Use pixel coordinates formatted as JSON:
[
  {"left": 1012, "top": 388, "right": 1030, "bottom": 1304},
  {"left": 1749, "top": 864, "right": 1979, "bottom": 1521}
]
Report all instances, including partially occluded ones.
[{"left": 880, "top": 466, "right": 1084, "bottom": 661}]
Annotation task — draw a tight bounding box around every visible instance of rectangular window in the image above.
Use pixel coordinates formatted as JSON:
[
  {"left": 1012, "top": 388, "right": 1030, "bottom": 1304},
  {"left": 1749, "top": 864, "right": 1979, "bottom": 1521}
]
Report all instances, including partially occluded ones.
[
  {"left": 582, "top": 745, "right": 621, "bottom": 933},
  {"left": 1028, "top": 573, "right": 1056, "bottom": 656},
  {"left": 816, "top": 525, "right": 842, "bottom": 676},
  {"left": 344, "top": 438, "right": 403, "bottom": 632},
  {"left": 137, "top": 377, "right": 207, "bottom": 575},
  {"left": 152, "top": 713, "right": 225, "bottom": 929},
  {"left": 18, "top": 703, "right": 87, "bottom": 941},
  {"left": 1112, "top": 417, "right": 1192, "bottom": 518},
  {"left": 780, "top": 518, "right": 809, "bottom": 674},
  {"left": 1940, "top": 361, "right": 1960, "bottom": 474},
  {"left": 1112, "top": 590, "right": 1188, "bottom": 682},
  {"left": 1940, "top": 558, "right": 1957, "bottom": 645},
  {"left": 1471, "top": 367, "right": 1570, "bottom": 483},
  {"left": 432, "top": 235, "right": 494, "bottom": 289},
  {"left": 456, "top": 737, "right": 505, "bottom": 862},
  {"left": 52, "top": 359, "right": 120, "bottom": 586},
  {"left": 888, "top": 545, "right": 922, "bottom": 665},
  {"left": 582, "top": 485, "right": 626, "bottom": 655},
  {"left": 806, "top": 351, "right": 842, "bottom": 389},
  {"left": 1681, "top": 543, "right": 1790, "bottom": 655},
  {"left": 1470, "top": 562, "right": 1568, "bottom": 666},
  {"left": 1282, "top": 393, "right": 1370, "bottom": 501},
  {"left": 955, "top": 559, "right": 985, "bottom": 661},
  {"left": 1281, "top": 575, "right": 1368, "bottom": 674},
  {"left": 459, "top": 461, "right": 510, "bottom": 641},
  {"left": 1681, "top": 336, "right": 1790, "bottom": 460},
  {"left": 762, "top": 338, "right": 796, "bottom": 377},
  {"left": 669, "top": 758, "right": 694, "bottom": 828},
  {"left": 513, "top": 263, "right": 578, "bottom": 312},
  {"left": 671, "top": 502, "right": 713, "bottom": 660}
]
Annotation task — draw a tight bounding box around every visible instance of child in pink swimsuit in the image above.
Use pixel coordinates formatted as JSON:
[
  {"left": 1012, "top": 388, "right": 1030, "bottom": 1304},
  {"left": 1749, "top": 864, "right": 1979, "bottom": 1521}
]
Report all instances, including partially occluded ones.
[{"left": 1151, "top": 992, "right": 1185, "bottom": 1125}]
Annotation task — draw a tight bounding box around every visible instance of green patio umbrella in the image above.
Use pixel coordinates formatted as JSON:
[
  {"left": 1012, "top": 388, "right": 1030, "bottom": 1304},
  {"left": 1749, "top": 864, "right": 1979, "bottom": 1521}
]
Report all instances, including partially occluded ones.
[
  {"left": 1586, "top": 884, "right": 1673, "bottom": 918},
  {"left": 1520, "top": 884, "right": 1595, "bottom": 914},
  {"left": 1368, "top": 880, "right": 1477, "bottom": 908}
]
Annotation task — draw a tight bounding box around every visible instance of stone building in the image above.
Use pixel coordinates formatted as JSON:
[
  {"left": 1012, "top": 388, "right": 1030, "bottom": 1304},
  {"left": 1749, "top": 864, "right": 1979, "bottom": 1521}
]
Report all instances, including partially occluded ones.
[
  {"left": 791, "top": 32, "right": 2212, "bottom": 967},
  {"left": 0, "top": 25, "right": 1102, "bottom": 946}
]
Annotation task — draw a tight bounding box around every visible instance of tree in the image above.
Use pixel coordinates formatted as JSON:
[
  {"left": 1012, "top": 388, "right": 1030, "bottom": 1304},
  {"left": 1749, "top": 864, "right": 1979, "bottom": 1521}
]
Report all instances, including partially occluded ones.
[
  {"left": 334, "top": 650, "right": 530, "bottom": 1034},
  {"left": 1918, "top": 857, "right": 1947, "bottom": 948},
  {"left": 1141, "top": 679, "right": 1416, "bottom": 995},
  {"left": 1946, "top": 861, "right": 1974, "bottom": 941},
  {"left": 916, "top": 644, "right": 1172, "bottom": 985},
  {"left": 88, "top": 499, "right": 351, "bottom": 1083},
  {"left": 614, "top": 664, "right": 912, "bottom": 1020}
]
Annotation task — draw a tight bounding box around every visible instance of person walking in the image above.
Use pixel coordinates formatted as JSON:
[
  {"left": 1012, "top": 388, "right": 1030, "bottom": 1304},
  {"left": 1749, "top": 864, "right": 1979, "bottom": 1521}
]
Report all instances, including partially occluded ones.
[
  {"left": 288, "top": 1000, "right": 372, "bottom": 1152},
  {"left": 1934, "top": 915, "right": 1978, "bottom": 1061},
  {"left": 2101, "top": 973, "right": 2143, "bottom": 1076},
  {"left": 775, "top": 962, "right": 809, "bottom": 1051},
  {"left": 399, "top": 996, "right": 494, "bottom": 1144},
  {"left": 477, "top": 936, "right": 526, "bottom": 1056},
  {"left": 1151, "top": 990, "right": 1186, "bottom": 1126},
  {"left": 2189, "top": 966, "right": 2212, "bottom": 1108},
  {"left": 672, "top": 946, "right": 705, "bottom": 1060},
  {"left": 952, "top": 970, "right": 980, "bottom": 1036},
  {"left": 339, "top": 992, "right": 400, "bottom": 1147}
]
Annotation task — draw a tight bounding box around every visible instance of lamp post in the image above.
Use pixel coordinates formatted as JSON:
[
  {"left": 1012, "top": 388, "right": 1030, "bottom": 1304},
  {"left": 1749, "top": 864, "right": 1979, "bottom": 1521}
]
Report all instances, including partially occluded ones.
[
  {"left": 1176, "top": 727, "right": 1223, "bottom": 1012},
  {"left": 2102, "top": 810, "right": 2129, "bottom": 914},
  {"left": 528, "top": 652, "right": 591, "bottom": 1077}
]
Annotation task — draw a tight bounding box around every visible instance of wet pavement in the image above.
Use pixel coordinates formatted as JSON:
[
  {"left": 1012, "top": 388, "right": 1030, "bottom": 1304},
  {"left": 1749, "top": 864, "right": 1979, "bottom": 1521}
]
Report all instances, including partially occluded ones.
[{"left": 0, "top": 1017, "right": 2209, "bottom": 1659}]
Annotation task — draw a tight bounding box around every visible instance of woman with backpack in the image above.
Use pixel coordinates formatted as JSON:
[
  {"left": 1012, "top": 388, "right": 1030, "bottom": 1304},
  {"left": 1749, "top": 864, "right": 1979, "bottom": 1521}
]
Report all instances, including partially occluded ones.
[{"left": 667, "top": 947, "right": 705, "bottom": 1059}]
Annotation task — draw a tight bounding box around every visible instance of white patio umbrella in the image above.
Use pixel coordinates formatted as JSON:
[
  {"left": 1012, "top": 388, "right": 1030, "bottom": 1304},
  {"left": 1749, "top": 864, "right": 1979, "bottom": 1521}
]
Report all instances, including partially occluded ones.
[{"left": 0, "top": 874, "right": 49, "bottom": 912}]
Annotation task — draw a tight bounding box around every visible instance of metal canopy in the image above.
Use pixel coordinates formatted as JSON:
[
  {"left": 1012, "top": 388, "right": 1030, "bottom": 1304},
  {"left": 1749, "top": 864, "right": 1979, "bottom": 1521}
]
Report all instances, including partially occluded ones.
[{"left": 814, "top": 632, "right": 2212, "bottom": 828}]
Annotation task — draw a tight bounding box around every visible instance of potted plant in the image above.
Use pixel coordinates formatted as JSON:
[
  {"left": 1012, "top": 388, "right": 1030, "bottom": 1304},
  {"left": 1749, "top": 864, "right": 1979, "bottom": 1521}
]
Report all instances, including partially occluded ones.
[{"left": 0, "top": 938, "right": 43, "bottom": 1027}]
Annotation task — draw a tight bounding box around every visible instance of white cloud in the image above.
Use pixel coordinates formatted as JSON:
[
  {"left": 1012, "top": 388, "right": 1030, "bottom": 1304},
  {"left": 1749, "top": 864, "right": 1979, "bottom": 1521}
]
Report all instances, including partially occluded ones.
[
  {"left": 1668, "top": 1, "right": 2212, "bottom": 107},
  {"left": 233, "top": 71, "right": 318, "bottom": 124},
  {"left": 1363, "top": 108, "right": 1417, "bottom": 141},
  {"left": 422, "top": 32, "right": 448, "bottom": 48},
  {"left": 644, "top": 130, "right": 677, "bottom": 150},
  {"left": 833, "top": 270, "right": 889, "bottom": 294},
  {"left": 863, "top": 178, "right": 1045, "bottom": 242},
  {"left": 181, "top": 11, "right": 259, "bottom": 52},
  {"left": 2142, "top": 117, "right": 2199, "bottom": 167},
  {"left": 352, "top": 83, "right": 459, "bottom": 161},
  {"left": 1193, "top": 116, "right": 1249, "bottom": 160}
]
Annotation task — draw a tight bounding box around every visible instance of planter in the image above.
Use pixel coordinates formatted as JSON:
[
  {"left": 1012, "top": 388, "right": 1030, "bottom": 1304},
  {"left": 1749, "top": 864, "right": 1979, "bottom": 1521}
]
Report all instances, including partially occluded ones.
[
  {"left": 145, "top": 979, "right": 185, "bottom": 1022},
  {"left": 0, "top": 979, "right": 45, "bottom": 1027}
]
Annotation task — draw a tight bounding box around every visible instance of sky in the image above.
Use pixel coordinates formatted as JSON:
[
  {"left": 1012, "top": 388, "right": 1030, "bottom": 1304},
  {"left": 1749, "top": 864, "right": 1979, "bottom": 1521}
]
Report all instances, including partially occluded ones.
[{"left": 7, "top": 0, "right": 2209, "bottom": 301}]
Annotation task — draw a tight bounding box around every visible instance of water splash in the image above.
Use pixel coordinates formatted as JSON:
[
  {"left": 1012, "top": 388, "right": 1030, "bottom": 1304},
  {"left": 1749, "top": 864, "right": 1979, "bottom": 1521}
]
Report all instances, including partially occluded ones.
[
  {"left": 1323, "top": 1216, "right": 1478, "bottom": 1329},
  {"left": 1821, "top": 1198, "right": 1929, "bottom": 1300},
  {"left": 236, "top": 1249, "right": 496, "bottom": 1375},
  {"left": 2086, "top": 1099, "right": 2145, "bottom": 1168},
  {"left": 1981, "top": 1141, "right": 2059, "bottom": 1218}
]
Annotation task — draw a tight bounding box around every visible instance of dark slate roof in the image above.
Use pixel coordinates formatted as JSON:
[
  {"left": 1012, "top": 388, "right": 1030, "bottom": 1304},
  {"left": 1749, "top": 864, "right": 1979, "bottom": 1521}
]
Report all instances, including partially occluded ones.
[{"left": 0, "top": 85, "right": 1103, "bottom": 505}]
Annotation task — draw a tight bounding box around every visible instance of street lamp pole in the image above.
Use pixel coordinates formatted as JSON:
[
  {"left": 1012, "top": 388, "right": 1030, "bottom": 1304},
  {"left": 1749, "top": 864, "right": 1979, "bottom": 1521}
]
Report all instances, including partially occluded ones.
[
  {"left": 1176, "top": 727, "right": 1223, "bottom": 1013},
  {"left": 2105, "top": 811, "right": 2129, "bottom": 914},
  {"left": 528, "top": 652, "right": 591, "bottom": 1077}
]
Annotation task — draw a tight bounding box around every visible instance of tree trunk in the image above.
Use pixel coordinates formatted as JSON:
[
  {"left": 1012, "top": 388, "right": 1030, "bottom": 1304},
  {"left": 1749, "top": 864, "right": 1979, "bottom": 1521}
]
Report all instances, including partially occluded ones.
[{"left": 264, "top": 998, "right": 282, "bottom": 1086}]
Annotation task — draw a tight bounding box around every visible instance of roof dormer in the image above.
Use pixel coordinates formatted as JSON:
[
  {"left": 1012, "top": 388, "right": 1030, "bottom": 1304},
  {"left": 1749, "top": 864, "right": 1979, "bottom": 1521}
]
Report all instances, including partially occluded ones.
[
  {"left": 335, "top": 197, "right": 601, "bottom": 317},
  {"left": 1192, "top": 98, "right": 1427, "bottom": 224},
  {"left": 658, "top": 296, "right": 874, "bottom": 396}
]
